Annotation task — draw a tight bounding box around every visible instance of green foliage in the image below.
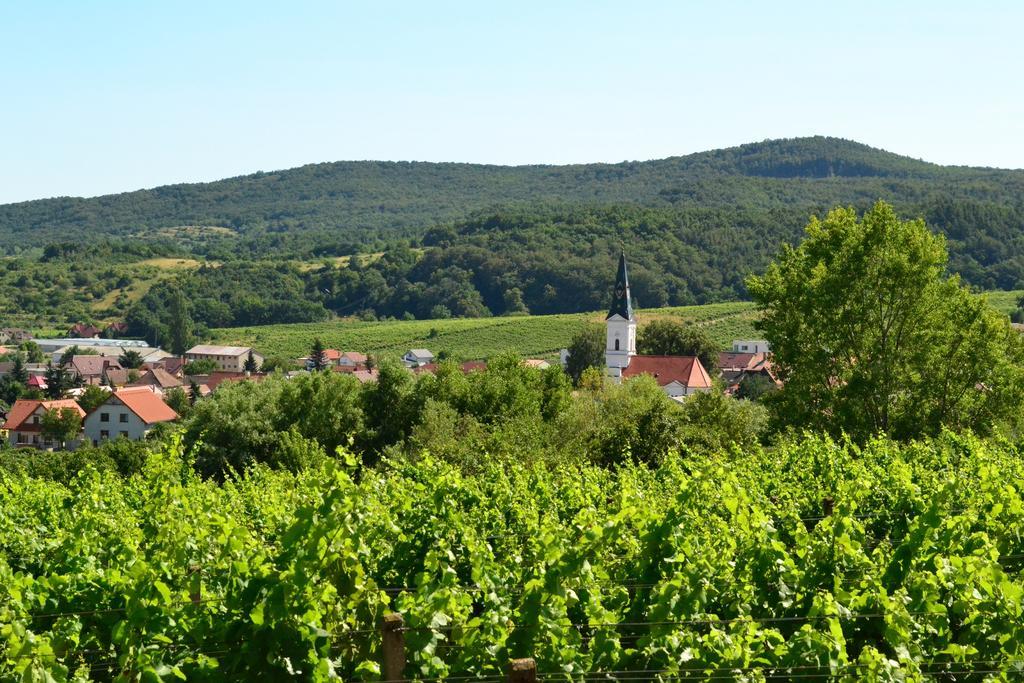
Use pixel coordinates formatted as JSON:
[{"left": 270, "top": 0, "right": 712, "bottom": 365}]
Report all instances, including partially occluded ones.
[
  {"left": 564, "top": 325, "right": 605, "bottom": 385},
  {"left": 309, "top": 337, "right": 327, "bottom": 371},
  {"left": 167, "top": 286, "right": 195, "bottom": 355},
  {"left": 117, "top": 350, "right": 144, "bottom": 369},
  {"left": 637, "top": 318, "right": 719, "bottom": 373},
  {"left": 163, "top": 386, "right": 190, "bottom": 417},
  {"left": 39, "top": 407, "right": 82, "bottom": 448},
  {"left": 4, "top": 432, "right": 1024, "bottom": 679},
  {"left": 183, "top": 358, "right": 217, "bottom": 376},
  {"left": 749, "top": 201, "right": 1024, "bottom": 441},
  {"left": 76, "top": 385, "right": 109, "bottom": 414}
]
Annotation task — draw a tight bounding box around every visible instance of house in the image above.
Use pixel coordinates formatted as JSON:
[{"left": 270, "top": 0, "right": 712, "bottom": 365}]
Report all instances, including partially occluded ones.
[
  {"left": 103, "top": 322, "right": 129, "bottom": 338},
  {"left": 0, "top": 328, "right": 33, "bottom": 344},
  {"left": 185, "top": 345, "right": 264, "bottom": 372},
  {"left": 128, "top": 367, "right": 183, "bottom": 393},
  {"left": 337, "top": 351, "right": 368, "bottom": 369},
  {"left": 67, "top": 323, "right": 102, "bottom": 339},
  {"left": 5, "top": 398, "right": 86, "bottom": 449},
  {"left": 83, "top": 387, "right": 178, "bottom": 445},
  {"left": 620, "top": 355, "right": 714, "bottom": 397},
  {"left": 186, "top": 370, "right": 265, "bottom": 392},
  {"left": 731, "top": 340, "right": 771, "bottom": 354},
  {"left": 523, "top": 359, "right": 551, "bottom": 370},
  {"left": 603, "top": 252, "right": 713, "bottom": 398},
  {"left": 26, "top": 375, "right": 47, "bottom": 391},
  {"left": 413, "top": 361, "right": 487, "bottom": 375},
  {"left": 402, "top": 349, "right": 435, "bottom": 367},
  {"left": 69, "top": 355, "right": 123, "bottom": 384}
]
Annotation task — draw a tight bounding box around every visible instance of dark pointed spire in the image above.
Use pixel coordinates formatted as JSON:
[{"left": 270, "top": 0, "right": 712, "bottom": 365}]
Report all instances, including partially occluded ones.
[{"left": 606, "top": 251, "right": 634, "bottom": 320}]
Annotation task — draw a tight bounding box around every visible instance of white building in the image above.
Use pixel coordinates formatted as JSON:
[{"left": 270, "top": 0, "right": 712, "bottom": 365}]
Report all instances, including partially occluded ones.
[
  {"left": 185, "top": 345, "right": 264, "bottom": 372},
  {"left": 731, "top": 340, "right": 771, "bottom": 354},
  {"left": 402, "top": 349, "right": 435, "bottom": 367},
  {"left": 83, "top": 387, "right": 178, "bottom": 445}
]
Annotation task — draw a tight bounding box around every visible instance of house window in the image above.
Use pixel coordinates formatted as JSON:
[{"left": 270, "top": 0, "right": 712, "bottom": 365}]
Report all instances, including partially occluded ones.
[
  {"left": 100, "top": 412, "right": 110, "bottom": 422},
  {"left": 119, "top": 414, "right": 128, "bottom": 423},
  {"left": 100, "top": 430, "right": 109, "bottom": 439},
  {"left": 16, "top": 433, "right": 25, "bottom": 443},
  {"left": 120, "top": 431, "right": 128, "bottom": 437},
  {"left": 32, "top": 416, "right": 39, "bottom": 424},
  {"left": 615, "top": 339, "right": 620, "bottom": 351}
]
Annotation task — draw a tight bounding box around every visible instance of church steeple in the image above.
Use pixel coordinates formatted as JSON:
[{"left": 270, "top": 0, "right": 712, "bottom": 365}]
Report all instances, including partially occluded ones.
[
  {"left": 606, "top": 251, "right": 634, "bottom": 321},
  {"left": 605, "top": 251, "right": 636, "bottom": 378}
]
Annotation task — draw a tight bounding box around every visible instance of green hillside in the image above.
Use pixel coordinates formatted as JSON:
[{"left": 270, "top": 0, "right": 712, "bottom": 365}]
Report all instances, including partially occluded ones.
[
  {"left": 7, "top": 137, "right": 1024, "bottom": 334},
  {"left": 2, "top": 136, "right": 1023, "bottom": 254}
]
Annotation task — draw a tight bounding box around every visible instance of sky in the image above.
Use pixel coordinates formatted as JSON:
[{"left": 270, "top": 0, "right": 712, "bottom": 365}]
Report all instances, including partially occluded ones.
[{"left": 1, "top": 1, "right": 1022, "bottom": 203}]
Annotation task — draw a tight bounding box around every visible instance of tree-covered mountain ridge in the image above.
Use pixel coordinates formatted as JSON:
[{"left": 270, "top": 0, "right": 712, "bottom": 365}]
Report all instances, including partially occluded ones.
[{"left": 3, "top": 136, "right": 1023, "bottom": 251}]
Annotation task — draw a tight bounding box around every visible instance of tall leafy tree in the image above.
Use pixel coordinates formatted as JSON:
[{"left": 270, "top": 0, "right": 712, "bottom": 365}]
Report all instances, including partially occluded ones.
[
  {"left": 747, "top": 201, "right": 1024, "bottom": 441},
  {"left": 637, "top": 318, "right": 719, "bottom": 373},
  {"left": 40, "top": 407, "right": 82, "bottom": 449},
  {"left": 564, "top": 325, "right": 605, "bottom": 386},
  {"left": 77, "top": 384, "right": 110, "bottom": 414},
  {"left": 168, "top": 287, "right": 195, "bottom": 356}
]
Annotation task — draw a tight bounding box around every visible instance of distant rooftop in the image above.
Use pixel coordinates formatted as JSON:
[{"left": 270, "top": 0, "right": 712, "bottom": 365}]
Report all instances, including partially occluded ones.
[{"left": 34, "top": 338, "right": 151, "bottom": 351}]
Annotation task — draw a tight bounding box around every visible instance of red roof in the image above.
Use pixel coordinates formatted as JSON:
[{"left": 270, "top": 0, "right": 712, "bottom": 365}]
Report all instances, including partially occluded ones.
[
  {"left": 718, "top": 352, "right": 765, "bottom": 371},
  {"left": 26, "top": 375, "right": 47, "bottom": 388},
  {"left": 110, "top": 387, "right": 178, "bottom": 424},
  {"left": 5, "top": 399, "right": 86, "bottom": 431},
  {"left": 621, "top": 355, "right": 713, "bottom": 389},
  {"left": 413, "top": 361, "right": 487, "bottom": 375},
  {"left": 322, "top": 349, "right": 343, "bottom": 361}
]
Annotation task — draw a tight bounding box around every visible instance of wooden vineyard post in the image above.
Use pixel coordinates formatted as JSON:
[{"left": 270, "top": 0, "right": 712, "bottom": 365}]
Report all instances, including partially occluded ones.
[
  {"left": 381, "top": 612, "right": 406, "bottom": 681},
  {"left": 508, "top": 658, "right": 537, "bottom": 683}
]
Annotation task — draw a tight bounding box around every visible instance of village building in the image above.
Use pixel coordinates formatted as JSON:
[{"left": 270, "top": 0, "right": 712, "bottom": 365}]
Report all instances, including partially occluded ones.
[
  {"left": 4, "top": 398, "right": 86, "bottom": 449},
  {"left": 185, "top": 345, "right": 264, "bottom": 372},
  {"left": 83, "top": 387, "right": 178, "bottom": 445},
  {"left": 0, "top": 328, "right": 33, "bottom": 344},
  {"left": 67, "top": 323, "right": 102, "bottom": 339},
  {"left": 68, "top": 355, "right": 123, "bottom": 384},
  {"left": 730, "top": 340, "right": 771, "bottom": 354},
  {"left": 403, "top": 349, "right": 435, "bottom": 367},
  {"left": 603, "top": 253, "right": 713, "bottom": 398}
]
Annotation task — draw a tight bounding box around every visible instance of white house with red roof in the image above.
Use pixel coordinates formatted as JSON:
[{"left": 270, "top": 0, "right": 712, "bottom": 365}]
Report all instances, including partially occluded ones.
[
  {"left": 4, "top": 398, "right": 87, "bottom": 449},
  {"left": 83, "top": 387, "right": 178, "bottom": 445},
  {"left": 604, "top": 253, "right": 713, "bottom": 398}
]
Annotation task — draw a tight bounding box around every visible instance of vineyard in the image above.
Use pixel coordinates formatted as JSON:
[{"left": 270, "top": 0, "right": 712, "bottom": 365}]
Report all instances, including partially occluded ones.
[
  {"left": 209, "top": 292, "right": 1021, "bottom": 362},
  {"left": 209, "top": 302, "right": 760, "bottom": 361},
  {"left": 3, "top": 432, "right": 1024, "bottom": 680}
]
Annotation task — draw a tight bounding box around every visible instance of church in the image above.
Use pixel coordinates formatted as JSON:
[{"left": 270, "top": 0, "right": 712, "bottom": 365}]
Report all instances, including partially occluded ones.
[{"left": 604, "top": 253, "right": 713, "bottom": 398}]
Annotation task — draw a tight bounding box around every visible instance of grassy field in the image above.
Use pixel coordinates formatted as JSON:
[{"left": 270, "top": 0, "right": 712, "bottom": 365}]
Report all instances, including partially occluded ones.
[
  {"left": 211, "top": 301, "right": 760, "bottom": 360},
  {"left": 211, "top": 289, "right": 1023, "bottom": 362}
]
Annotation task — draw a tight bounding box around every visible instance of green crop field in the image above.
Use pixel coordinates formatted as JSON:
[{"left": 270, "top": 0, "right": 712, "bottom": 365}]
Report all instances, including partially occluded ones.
[
  {"left": 210, "top": 301, "right": 760, "bottom": 360},
  {"left": 211, "top": 291, "right": 1022, "bottom": 361}
]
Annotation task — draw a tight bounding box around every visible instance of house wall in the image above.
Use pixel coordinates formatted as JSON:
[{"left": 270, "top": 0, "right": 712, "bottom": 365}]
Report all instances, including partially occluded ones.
[
  {"left": 185, "top": 351, "right": 263, "bottom": 372},
  {"left": 83, "top": 401, "right": 150, "bottom": 444}
]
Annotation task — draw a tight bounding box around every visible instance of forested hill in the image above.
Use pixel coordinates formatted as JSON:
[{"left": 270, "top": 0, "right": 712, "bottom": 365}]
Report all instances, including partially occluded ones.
[
  {"left": 5, "top": 136, "right": 1024, "bottom": 331},
  {"left": 2, "top": 136, "right": 1023, "bottom": 255}
]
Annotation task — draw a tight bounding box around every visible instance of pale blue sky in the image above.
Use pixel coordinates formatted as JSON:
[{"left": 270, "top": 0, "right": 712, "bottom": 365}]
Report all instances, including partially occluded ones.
[{"left": 1, "top": 1, "right": 1022, "bottom": 203}]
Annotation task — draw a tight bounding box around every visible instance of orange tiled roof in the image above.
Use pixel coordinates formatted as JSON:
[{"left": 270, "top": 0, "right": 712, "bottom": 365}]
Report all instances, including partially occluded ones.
[
  {"left": 621, "top": 355, "right": 713, "bottom": 389},
  {"left": 111, "top": 387, "right": 178, "bottom": 425}
]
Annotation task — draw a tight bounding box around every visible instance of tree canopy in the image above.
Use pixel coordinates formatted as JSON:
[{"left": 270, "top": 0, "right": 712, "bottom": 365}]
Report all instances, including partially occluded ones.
[{"left": 747, "top": 201, "right": 1024, "bottom": 441}]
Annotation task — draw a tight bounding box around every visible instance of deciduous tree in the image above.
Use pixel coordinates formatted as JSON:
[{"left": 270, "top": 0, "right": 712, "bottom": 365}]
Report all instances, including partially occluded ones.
[{"left": 747, "top": 201, "right": 1024, "bottom": 440}]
